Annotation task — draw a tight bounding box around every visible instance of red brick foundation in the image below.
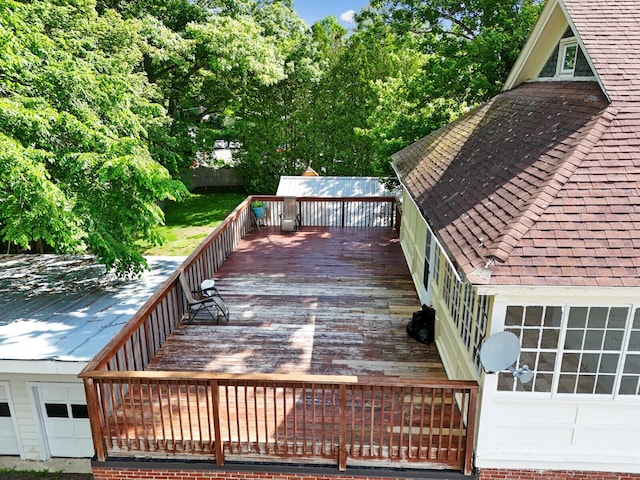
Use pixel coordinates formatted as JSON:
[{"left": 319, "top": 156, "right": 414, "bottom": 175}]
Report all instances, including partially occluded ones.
[
  {"left": 91, "top": 464, "right": 466, "bottom": 480},
  {"left": 92, "top": 468, "right": 437, "bottom": 480},
  {"left": 477, "top": 469, "right": 640, "bottom": 480}
]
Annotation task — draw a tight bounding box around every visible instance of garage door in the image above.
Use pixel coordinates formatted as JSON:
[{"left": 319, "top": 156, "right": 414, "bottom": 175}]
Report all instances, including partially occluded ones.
[
  {"left": 0, "top": 383, "right": 20, "bottom": 455},
  {"left": 36, "top": 383, "right": 93, "bottom": 457}
]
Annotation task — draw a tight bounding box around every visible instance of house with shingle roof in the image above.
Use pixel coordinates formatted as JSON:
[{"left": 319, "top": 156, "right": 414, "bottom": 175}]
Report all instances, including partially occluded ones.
[{"left": 392, "top": 0, "right": 640, "bottom": 478}]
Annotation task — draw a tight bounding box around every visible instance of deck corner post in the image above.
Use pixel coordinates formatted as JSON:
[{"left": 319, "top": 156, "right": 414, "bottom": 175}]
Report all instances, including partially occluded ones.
[
  {"left": 82, "top": 377, "right": 107, "bottom": 462},
  {"left": 463, "top": 386, "right": 479, "bottom": 476},
  {"left": 211, "top": 380, "right": 225, "bottom": 466},
  {"left": 338, "top": 384, "right": 348, "bottom": 471}
]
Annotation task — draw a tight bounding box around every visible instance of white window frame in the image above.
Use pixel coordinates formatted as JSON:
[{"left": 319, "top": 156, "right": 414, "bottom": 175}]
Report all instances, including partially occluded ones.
[
  {"left": 498, "top": 304, "right": 640, "bottom": 398},
  {"left": 557, "top": 37, "right": 579, "bottom": 77}
]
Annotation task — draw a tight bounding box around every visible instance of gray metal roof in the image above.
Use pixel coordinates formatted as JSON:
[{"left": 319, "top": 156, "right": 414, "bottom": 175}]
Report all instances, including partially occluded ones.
[
  {"left": 0, "top": 255, "right": 184, "bottom": 362},
  {"left": 276, "top": 176, "right": 394, "bottom": 197}
]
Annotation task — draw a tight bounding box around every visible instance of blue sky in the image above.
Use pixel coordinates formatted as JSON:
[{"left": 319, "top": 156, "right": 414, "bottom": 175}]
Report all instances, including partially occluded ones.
[{"left": 293, "top": 0, "right": 370, "bottom": 28}]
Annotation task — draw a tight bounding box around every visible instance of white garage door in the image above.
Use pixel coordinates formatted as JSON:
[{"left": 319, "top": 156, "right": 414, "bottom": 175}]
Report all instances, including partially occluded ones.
[
  {"left": 36, "top": 383, "right": 93, "bottom": 457},
  {"left": 0, "top": 383, "right": 20, "bottom": 455}
]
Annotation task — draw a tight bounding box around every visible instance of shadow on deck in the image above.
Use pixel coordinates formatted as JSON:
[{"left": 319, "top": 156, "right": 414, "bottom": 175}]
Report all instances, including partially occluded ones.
[{"left": 149, "top": 226, "right": 445, "bottom": 379}]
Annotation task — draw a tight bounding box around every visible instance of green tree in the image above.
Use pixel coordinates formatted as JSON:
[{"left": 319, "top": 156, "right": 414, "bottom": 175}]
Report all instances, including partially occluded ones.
[
  {"left": 0, "top": 0, "right": 187, "bottom": 275},
  {"left": 230, "top": 2, "right": 321, "bottom": 193},
  {"left": 365, "top": 0, "right": 542, "bottom": 103},
  {"left": 355, "top": 0, "right": 541, "bottom": 176}
]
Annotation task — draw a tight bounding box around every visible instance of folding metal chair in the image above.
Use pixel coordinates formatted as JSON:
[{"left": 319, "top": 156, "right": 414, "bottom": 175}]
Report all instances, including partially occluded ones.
[{"left": 179, "top": 273, "right": 229, "bottom": 323}]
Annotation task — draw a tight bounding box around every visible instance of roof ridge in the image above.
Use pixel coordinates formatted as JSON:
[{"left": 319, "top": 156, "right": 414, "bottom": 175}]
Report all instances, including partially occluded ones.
[{"left": 486, "top": 104, "right": 618, "bottom": 263}]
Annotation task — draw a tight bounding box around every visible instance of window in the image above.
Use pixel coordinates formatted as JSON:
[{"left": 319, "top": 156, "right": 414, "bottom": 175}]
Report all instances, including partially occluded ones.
[
  {"left": 472, "top": 295, "right": 490, "bottom": 374},
  {"left": 499, "top": 305, "right": 640, "bottom": 396},
  {"left": 620, "top": 309, "right": 640, "bottom": 395},
  {"left": 538, "top": 29, "right": 595, "bottom": 80},
  {"left": 436, "top": 255, "right": 489, "bottom": 374},
  {"left": 0, "top": 402, "right": 10, "bottom": 417},
  {"left": 460, "top": 286, "right": 475, "bottom": 349},
  {"left": 501, "top": 305, "right": 562, "bottom": 392},
  {"left": 558, "top": 306, "right": 627, "bottom": 395},
  {"left": 432, "top": 246, "right": 441, "bottom": 285},
  {"left": 71, "top": 404, "right": 89, "bottom": 419},
  {"left": 423, "top": 230, "right": 433, "bottom": 292},
  {"left": 45, "top": 402, "right": 89, "bottom": 419},
  {"left": 557, "top": 38, "right": 578, "bottom": 76},
  {"left": 45, "top": 403, "right": 69, "bottom": 418}
]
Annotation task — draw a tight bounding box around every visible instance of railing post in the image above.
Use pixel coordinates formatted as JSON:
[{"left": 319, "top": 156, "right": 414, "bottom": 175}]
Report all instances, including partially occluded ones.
[
  {"left": 463, "top": 386, "right": 478, "bottom": 476},
  {"left": 211, "top": 380, "right": 225, "bottom": 466},
  {"left": 338, "top": 384, "right": 347, "bottom": 471},
  {"left": 83, "top": 378, "right": 107, "bottom": 462}
]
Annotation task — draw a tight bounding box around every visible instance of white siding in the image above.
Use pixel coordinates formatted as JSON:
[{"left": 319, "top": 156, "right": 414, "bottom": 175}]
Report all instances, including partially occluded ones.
[
  {"left": 476, "top": 290, "right": 640, "bottom": 473},
  {"left": 398, "top": 191, "right": 428, "bottom": 302},
  {"left": 476, "top": 390, "right": 640, "bottom": 472}
]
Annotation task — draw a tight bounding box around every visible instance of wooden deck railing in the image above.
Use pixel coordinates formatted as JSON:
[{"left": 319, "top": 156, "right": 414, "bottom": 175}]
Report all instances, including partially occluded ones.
[
  {"left": 250, "top": 195, "right": 397, "bottom": 228},
  {"left": 79, "top": 196, "right": 478, "bottom": 475},
  {"left": 83, "top": 371, "right": 477, "bottom": 474}
]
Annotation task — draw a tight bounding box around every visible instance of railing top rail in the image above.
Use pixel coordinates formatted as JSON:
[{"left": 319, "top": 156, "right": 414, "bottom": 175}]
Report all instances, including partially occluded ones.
[
  {"left": 251, "top": 195, "right": 396, "bottom": 203},
  {"left": 79, "top": 368, "right": 478, "bottom": 391},
  {"left": 79, "top": 197, "right": 253, "bottom": 376},
  {"left": 79, "top": 370, "right": 358, "bottom": 383}
]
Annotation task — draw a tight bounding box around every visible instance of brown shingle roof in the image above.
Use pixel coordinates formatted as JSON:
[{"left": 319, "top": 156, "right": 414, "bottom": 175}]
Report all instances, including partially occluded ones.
[
  {"left": 564, "top": 0, "right": 640, "bottom": 102},
  {"left": 393, "top": 81, "right": 640, "bottom": 286},
  {"left": 393, "top": 0, "right": 640, "bottom": 288}
]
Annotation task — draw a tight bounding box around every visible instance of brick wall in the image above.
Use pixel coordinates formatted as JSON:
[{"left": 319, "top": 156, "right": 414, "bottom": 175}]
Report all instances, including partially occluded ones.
[{"left": 478, "top": 469, "right": 640, "bottom": 480}]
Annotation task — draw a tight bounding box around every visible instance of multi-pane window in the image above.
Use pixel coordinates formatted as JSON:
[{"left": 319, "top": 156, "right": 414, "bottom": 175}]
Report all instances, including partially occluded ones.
[
  {"left": 472, "top": 295, "right": 490, "bottom": 374},
  {"left": 460, "top": 286, "right": 475, "bottom": 349},
  {"left": 423, "top": 230, "right": 433, "bottom": 292},
  {"left": 432, "top": 246, "right": 441, "bottom": 285},
  {"left": 450, "top": 281, "right": 462, "bottom": 329},
  {"left": 501, "top": 305, "right": 562, "bottom": 392},
  {"left": 435, "top": 253, "right": 489, "bottom": 374},
  {"left": 620, "top": 309, "right": 640, "bottom": 395},
  {"left": 558, "top": 306, "right": 628, "bottom": 395},
  {"left": 499, "top": 305, "right": 639, "bottom": 397}
]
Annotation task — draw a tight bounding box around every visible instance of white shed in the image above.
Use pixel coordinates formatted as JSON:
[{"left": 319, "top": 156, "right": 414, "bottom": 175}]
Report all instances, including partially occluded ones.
[
  {"left": 276, "top": 176, "right": 394, "bottom": 198},
  {"left": 0, "top": 255, "right": 183, "bottom": 460}
]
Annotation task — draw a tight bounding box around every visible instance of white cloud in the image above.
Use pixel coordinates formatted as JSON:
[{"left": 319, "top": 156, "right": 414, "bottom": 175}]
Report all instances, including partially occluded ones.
[{"left": 340, "top": 9, "right": 356, "bottom": 23}]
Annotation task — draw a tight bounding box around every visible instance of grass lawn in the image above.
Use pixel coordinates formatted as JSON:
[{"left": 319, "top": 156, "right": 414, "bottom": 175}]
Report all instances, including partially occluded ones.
[{"left": 140, "top": 189, "right": 247, "bottom": 256}]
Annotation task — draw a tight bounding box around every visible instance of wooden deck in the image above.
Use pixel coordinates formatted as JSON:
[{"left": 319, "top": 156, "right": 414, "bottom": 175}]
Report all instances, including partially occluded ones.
[
  {"left": 81, "top": 200, "right": 476, "bottom": 473},
  {"left": 148, "top": 226, "right": 445, "bottom": 380}
]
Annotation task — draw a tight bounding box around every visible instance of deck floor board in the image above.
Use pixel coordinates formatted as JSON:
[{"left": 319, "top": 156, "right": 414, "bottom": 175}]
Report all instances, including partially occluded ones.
[{"left": 148, "top": 227, "right": 444, "bottom": 379}]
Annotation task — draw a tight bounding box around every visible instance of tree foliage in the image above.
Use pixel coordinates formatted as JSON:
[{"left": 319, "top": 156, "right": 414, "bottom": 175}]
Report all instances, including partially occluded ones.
[
  {"left": 0, "top": 0, "right": 187, "bottom": 275},
  {"left": 0, "top": 0, "right": 542, "bottom": 271}
]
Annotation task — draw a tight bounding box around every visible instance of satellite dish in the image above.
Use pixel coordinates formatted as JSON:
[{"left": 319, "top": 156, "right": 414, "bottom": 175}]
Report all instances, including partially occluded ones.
[{"left": 480, "top": 331, "right": 534, "bottom": 384}]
